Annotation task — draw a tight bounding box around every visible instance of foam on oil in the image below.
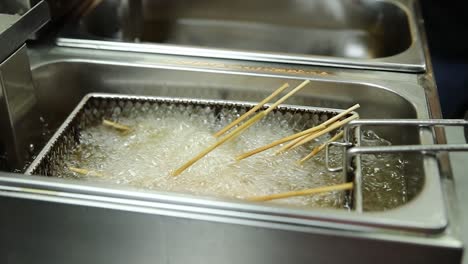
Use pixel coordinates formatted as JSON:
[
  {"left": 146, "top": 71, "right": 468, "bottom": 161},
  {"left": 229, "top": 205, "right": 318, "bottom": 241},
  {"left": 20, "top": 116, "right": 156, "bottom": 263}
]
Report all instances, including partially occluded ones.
[{"left": 56, "top": 104, "right": 408, "bottom": 210}]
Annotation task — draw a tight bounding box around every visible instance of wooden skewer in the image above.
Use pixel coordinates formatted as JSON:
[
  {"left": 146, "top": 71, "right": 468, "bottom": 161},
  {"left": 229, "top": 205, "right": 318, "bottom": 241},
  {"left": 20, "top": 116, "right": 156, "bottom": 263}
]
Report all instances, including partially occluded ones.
[
  {"left": 247, "top": 182, "right": 353, "bottom": 202},
  {"left": 260, "top": 80, "right": 311, "bottom": 115},
  {"left": 235, "top": 104, "right": 359, "bottom": 161},
  {"left": 214, "top": 83, "right": 290, "bottom": 137},
  {"left": 274, "top": 133, "right": 312, "bottom": 155},
  {"left": 275, "top": 105, "right": 360, "bottom": 153},
  {"left": 319, "top": 104, "right": 360, "bottom": 128},
  {"left": 171, "top": 112, "right": 266, "bottom": 176},
  {"left": 103, "top": 119, "right": 132, "bottom": 132},
  {"left": 236, "top": 123, "right": 326, "bottom": 161},
  {"left": 281, "top": 114, "right": 358, "bottom": 152},
  {"left": 276, "top": 114, "right": 358, "bottom": 154},
  {"left": 69, "top": 167, "right": 105, "bottom": 177},
  {"left": 172, "top": 80, "right": 311, "bottom": 176},
  {"left": 298, "top": 131, "right": 344, "bottom": 165}
]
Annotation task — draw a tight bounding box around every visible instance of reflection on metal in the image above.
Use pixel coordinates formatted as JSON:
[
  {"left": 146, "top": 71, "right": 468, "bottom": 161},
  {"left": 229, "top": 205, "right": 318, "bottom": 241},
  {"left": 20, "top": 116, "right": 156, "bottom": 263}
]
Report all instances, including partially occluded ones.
[
  {"left": 0, "top": 0, "right": 50, "bottom": 170},
  {"left": 56, "top": 0, "right": 426, "bottom": 72},
  {"left": 0, "top": 46, "right": 43, "bottom": 170},
  {"left": 154, "top": 58, "right": 330, "bottom": 76}
]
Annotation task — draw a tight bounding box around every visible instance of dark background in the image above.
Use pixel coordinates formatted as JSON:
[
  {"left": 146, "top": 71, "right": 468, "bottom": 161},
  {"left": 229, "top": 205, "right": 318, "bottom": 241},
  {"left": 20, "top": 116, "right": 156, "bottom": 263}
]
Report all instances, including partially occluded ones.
[{"left": 422, "top": 1, "right": 468, "bottom": 119}]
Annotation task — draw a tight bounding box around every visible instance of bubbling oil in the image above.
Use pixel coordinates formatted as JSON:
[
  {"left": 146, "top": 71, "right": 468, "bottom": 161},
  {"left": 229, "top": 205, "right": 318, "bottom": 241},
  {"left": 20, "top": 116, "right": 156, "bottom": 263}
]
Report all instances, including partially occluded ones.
[
  {"left": 56, "top": 104, "right": 409, "bottom": 210},
  {"left": 360, "top": 130, "right": 409, "bottom": 211}
]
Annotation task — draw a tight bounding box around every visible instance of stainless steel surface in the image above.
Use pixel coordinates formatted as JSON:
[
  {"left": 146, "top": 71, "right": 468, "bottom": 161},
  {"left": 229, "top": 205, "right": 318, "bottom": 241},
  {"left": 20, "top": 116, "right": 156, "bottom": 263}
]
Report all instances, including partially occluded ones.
[
  {"left": 0, "top": 0, "right": 49, "bottom": 171},
  {"left": 56, "top": 0, "right": 426, "bottom": 72},
  {"left": 0, "top": 44, "right": 459, "bottom": 263},
  {"left": 0, "top": 0, "right": 50, "bottom": 63},
  {"left": 0, "top": 194, "right": 462, "bottom": 264},
  {"left": 0, "top": 46, "right": 43, "bottom": 171},
  {"left": 348, "top": 144, "right": 468, "bottom": 155},
  {"left": 347, "top": 119, "right": 468, "bottom": 127},
  {"left": 0, "top": 45, "right": 445, "bottom": 232}
]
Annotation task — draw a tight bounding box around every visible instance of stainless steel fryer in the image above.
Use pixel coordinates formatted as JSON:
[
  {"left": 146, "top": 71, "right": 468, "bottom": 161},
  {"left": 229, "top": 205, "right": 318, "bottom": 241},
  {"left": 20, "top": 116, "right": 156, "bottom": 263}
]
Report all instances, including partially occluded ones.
[
  {"left": 0, "top": 44, "right": 461, "bottom": 262},
  {"left": 22, "top": 91, "right": 452, "bottom": 233}
]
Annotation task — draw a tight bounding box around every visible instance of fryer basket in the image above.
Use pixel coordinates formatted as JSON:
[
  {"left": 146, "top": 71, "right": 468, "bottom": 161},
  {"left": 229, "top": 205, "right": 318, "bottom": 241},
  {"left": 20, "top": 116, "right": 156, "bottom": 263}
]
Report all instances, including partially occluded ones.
[{"left": 26, "top": 93, "right": 352, "bottom": 206}]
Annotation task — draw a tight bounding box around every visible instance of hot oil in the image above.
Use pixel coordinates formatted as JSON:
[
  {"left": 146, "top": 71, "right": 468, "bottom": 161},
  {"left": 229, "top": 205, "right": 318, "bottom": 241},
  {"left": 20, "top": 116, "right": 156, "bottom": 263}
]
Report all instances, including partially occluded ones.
[
  {"left": 57, "top": 104, "right": 345, "bottom": 209},
  {"left": 360, "top": 131, "right": 408, "bottom": 211},
  {"left": 55, "top": 104, "right": 408, "bottom": 211}
]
